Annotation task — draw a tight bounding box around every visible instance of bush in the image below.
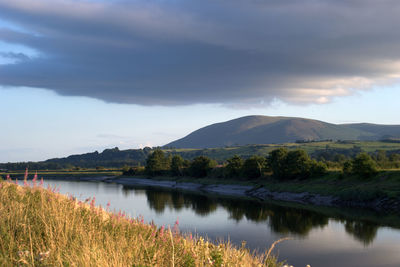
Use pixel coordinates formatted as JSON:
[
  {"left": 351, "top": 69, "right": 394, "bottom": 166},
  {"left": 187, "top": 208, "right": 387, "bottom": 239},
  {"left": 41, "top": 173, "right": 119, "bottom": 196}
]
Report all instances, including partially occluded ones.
[
  {"left": 351, "top": 153, "right": 378, "bottom": 178},
  {"left": 268, "top": 148, "right": 326, "bottom": 180},
  {"left": 145, "top": 149, "right": 171, "bottom": 176},
  {"left": 310, "top": 160, "right": 328, "bottom": 177},
  {"left": 189, "top": 156, "right": 217, "bottom": 178},
  {"left": 171, "top": 155, "right": 186, "bottom": 176},
  {"left": 225, "top": 155, "right": 244, "bottom": 178},
  {"left": 268, "top": 148, "right": 288, "bottom": 179},
  {"left": 242, "top": 156, "right": 266, "bottom": 179},
  {"left": 284, "top": 150, "right": 313, "bottom": 179},
  {"left": 342, "top": 160, "right": 353, "bottom": 176}
]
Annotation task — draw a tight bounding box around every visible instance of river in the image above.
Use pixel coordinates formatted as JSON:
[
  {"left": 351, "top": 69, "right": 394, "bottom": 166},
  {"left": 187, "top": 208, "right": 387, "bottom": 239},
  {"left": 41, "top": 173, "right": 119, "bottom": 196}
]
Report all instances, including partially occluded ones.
[{"left": 38, "top": 180, "right": 400, "bottom": 267}]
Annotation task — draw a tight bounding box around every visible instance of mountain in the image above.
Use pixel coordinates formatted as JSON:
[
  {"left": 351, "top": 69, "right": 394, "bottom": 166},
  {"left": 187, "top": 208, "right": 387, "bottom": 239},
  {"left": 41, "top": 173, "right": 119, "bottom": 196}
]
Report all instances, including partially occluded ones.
[
  {"left": 344, "top": 123, "right": 400, "bottom": 140},
  {"left": 164, "top": 116, "right": 400, "bottom": 148}
]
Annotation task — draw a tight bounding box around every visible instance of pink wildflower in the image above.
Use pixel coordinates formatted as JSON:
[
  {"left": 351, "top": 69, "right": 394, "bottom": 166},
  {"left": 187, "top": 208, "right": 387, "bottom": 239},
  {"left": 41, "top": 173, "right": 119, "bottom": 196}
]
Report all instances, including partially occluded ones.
[
  {"left": 24, "top": 168, "right": 28, "bottom": 181},
  {"left": 6, "top": 174, "right": 11, "bottom": 181},
  {"left": 160, "top": 225, "right": 165, "bottom": 237},
  {"left": 173, "top": 218, "right": 180, "bottom": 234},
  {"left": 39, "top": 177, "right": 44, "bottom": 187},
  {"left": 15, "top": 178, "right": 18, "bottom": 185},
  {"left": 106, "top": 201, "right": 111, "bottom": 211},
  {"left": 33, "top": 172, "right": 38, "bottom": 187},
  {"left": 90, "top": 197, "right": 96, "bottom": 208}
]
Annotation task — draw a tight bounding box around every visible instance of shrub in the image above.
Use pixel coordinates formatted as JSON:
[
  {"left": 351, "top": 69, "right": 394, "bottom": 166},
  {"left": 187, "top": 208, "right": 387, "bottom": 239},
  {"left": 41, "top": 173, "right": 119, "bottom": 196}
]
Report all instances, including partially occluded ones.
[
  {"left": 268, "top": 148, "right": 326, "bottom": 180},
  {"left": 145, "top": 149, "right": 171, "bottom": 176},
  {"left": 268, "top": 148, "right": 289, "bottom": 179},
  {"left": 310, "top": 160, "right": 328, "bottom": 177},
  {"left": 225, "top": 155, "right": 244, "bottom": 178},
  {"left": 242, "top": 156, "right": 266, "bottom": 179},
  {"left": 342, "top": 160, "right": 353, "bottom": 176},
  {"left": 189, "top": 156, "right": 217, "bottom": 178},
  {"left": 351, "top": 153, "right": 378, "bottom": 178},
  {"left": 171, "top": 155, "right": 186, "bottom": 176},
  {"left": 284, "top": 150, "right": 313, "bottom": 179}
]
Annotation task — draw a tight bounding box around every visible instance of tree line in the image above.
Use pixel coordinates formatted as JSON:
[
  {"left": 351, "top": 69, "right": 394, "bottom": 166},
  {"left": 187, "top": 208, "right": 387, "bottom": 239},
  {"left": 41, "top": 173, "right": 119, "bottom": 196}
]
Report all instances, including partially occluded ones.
[
  {"left": 124, "top": 148, "right": 328, "bottom": 180},
  {"left": 123, "top": 148, "right": 387, "bottom": 179}
]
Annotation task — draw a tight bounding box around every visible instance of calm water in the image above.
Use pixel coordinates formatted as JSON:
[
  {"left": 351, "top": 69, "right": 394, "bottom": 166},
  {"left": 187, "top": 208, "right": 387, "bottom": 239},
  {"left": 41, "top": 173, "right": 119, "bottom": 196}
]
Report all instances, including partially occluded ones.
[{"left": 40, "top": 180, "right": 400, "bottom": 267}]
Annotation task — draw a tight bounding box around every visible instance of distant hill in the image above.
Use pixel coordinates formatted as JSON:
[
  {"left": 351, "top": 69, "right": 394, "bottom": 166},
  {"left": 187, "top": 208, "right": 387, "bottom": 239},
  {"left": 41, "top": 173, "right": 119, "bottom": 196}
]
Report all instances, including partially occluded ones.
[
  {"left": 164, "top": 116, "right": 400, "bottom": 148},
  {"left": 344, "top": 123, "right": 400, "bottom": 140}
]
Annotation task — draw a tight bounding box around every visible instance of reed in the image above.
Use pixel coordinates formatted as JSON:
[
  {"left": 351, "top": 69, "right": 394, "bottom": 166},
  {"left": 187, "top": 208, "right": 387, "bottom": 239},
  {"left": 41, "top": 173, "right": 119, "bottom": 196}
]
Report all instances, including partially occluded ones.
[{"left": 0, "top": 179, "right": 283, "bottom": 266}]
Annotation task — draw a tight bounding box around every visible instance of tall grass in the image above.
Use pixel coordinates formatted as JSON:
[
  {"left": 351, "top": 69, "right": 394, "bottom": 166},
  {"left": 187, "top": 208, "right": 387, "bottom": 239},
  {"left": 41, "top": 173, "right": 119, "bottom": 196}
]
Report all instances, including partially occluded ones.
[{"left": 0, "top": 178, "right": 283, "bottom": 266}]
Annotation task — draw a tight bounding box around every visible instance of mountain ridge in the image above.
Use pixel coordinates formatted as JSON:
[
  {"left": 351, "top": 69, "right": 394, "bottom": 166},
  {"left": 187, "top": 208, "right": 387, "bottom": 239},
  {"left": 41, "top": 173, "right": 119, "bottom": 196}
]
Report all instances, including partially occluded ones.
[{"left": 164, "top": 115, "right": 400, "bottom": 148}]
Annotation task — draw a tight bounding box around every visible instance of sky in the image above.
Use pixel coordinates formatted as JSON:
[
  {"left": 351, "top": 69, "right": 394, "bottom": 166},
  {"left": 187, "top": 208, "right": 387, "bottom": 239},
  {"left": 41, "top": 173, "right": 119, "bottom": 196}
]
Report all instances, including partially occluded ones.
[{"left": 1, "top": 0, "right": 400, "bottom": 162}]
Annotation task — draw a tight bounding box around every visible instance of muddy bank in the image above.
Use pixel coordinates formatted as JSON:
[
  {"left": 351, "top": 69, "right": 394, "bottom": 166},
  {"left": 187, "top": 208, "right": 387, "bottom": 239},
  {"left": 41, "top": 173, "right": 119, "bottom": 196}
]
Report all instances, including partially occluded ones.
[{"left": 105, "top": 177, "right": 400, "bottom": 213}]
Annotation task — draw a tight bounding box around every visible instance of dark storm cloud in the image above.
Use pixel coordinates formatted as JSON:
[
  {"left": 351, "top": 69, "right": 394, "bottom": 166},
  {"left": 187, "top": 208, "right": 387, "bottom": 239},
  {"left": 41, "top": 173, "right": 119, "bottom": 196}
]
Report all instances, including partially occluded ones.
[{"left": 0, "top": 0, "right": 400, "bottom": 105}]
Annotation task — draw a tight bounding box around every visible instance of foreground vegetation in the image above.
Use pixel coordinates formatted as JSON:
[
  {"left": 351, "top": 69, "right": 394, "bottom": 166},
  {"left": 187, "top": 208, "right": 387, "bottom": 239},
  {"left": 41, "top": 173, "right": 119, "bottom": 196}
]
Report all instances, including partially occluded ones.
[{"left": 0, "top": 179, "right": 283, "bottom": 266}]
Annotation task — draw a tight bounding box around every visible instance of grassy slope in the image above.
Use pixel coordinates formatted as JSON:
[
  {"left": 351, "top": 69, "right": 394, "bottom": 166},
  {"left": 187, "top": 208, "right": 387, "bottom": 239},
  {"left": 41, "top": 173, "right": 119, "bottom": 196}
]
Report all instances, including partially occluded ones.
[{"left": 0, "top": 181, "right": 282, "bottom": 267}]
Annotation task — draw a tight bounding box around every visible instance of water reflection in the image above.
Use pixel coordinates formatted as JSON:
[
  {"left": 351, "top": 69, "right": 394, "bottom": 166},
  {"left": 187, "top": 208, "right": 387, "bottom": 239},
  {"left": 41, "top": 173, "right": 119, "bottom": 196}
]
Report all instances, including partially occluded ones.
[
  {"left": 145, "top": 190, "right": 218, "bottom": 215},
  {"left": 122, "top": 185, "right": 391, "bottom": 245},
  {"left": 344, "top": 221, "right": 378, "bottom": 246}
]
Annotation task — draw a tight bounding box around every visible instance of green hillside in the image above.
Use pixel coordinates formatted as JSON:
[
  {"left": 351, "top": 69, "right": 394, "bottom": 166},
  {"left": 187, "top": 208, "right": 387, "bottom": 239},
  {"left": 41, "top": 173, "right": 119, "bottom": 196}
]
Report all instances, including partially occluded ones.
[{"left": 165, "top": 115, "right": 399, "bottom": 148}]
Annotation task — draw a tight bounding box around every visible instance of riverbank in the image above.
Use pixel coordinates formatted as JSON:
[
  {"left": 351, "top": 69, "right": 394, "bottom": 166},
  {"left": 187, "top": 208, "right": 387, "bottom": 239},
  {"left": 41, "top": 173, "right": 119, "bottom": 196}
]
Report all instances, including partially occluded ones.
[
  {"left": 0, "top": 181, "right": 282, "bottom": 266},
  {"left": 105, "top": 172, "right": 400, "bottom": 213}
]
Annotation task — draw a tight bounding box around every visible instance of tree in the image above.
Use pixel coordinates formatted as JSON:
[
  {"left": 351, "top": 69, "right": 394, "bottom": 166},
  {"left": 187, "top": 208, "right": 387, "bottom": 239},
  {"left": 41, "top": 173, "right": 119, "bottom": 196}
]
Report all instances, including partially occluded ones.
[
  {"left": 225, "top": 155, "right": 244, "bottom": 178},
  {"left": 351, "top": 153, "right": 378, "bottom": 178},
  {"left": 375, "top": 150, "right": 387, "bottom": 162},
  {"left": 171, "top": 155, "right": 185, "bottom": 176},
  {"left": 310, "top": 160, "right": 328, "bottom": 177},
  {"left": 189, "top": 156, "right": 216, "bottom": 178},
  {"left": 268, "top": 148, "right": 325, "bottom": 180},
  {"left": 284, "top": 150, "right": 313, "bottom": 179},
  {"left": 342, "top": 160, "right": 353, "bottom": 176},
  {"left": 242, "top": 156, "right": 266, "bottom": 179},
  {"left": 145, "top": 149, "right": 170, "bottom": 176},
  {"left": 268, "top": 148, "right": 289, "bottom": 179}
]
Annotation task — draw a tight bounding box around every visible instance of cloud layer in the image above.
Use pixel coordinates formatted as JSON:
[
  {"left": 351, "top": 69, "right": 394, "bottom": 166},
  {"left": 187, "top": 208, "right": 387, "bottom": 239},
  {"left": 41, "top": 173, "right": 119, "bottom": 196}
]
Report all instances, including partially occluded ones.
[{"left": 1, "top": 0, "right": 400, "bottom": 106}]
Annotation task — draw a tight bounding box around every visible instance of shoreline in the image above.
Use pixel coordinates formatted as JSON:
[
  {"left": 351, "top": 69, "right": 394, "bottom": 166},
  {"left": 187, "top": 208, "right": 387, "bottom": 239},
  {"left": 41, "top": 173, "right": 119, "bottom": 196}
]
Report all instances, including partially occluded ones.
[{"left": 105, "top": 176, "right": 400, "bottom": 213}]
